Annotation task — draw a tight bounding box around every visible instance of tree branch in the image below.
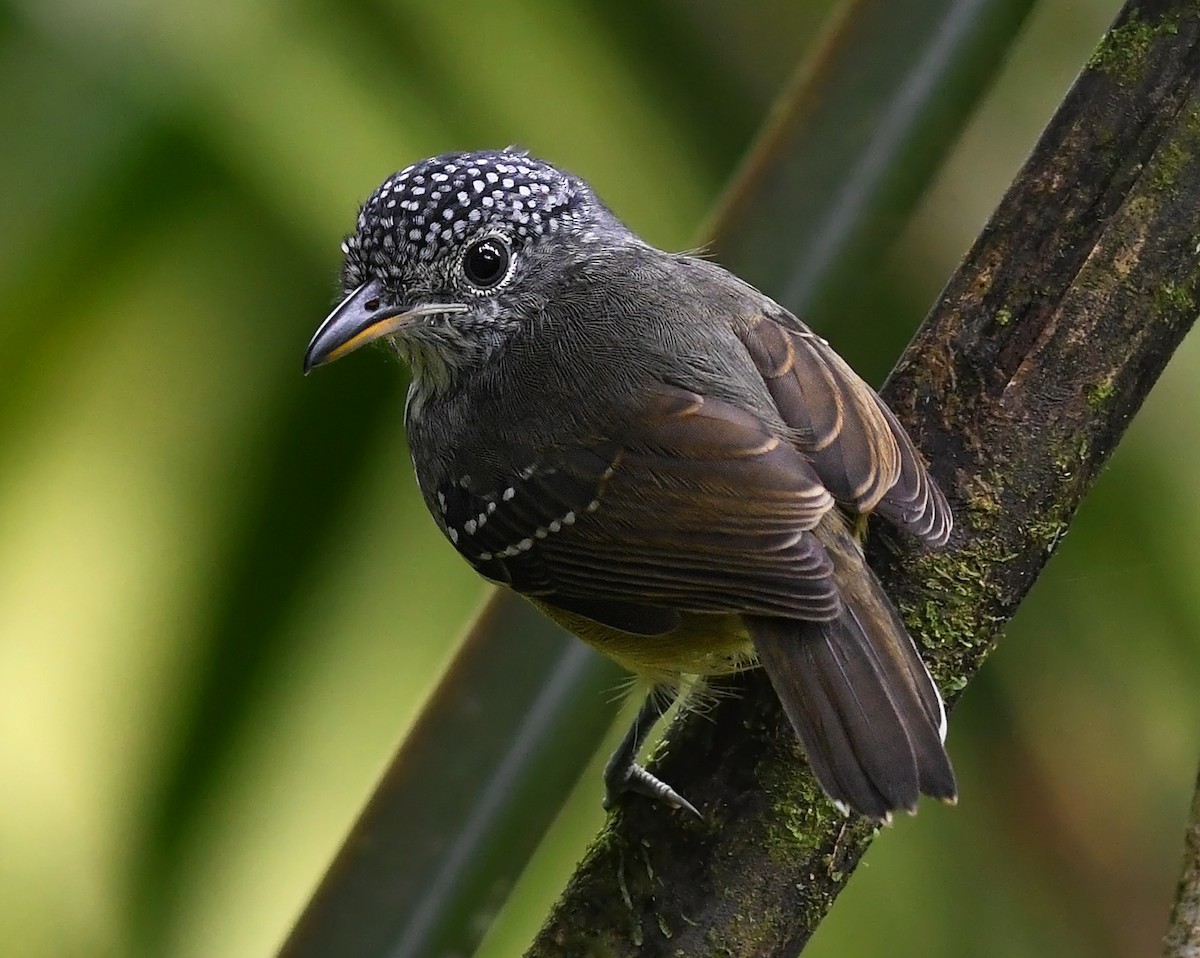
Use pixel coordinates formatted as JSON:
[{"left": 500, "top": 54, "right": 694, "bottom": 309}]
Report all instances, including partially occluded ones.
[
  {"left": 1164, "top": 763, "right": 1200, "bottom": 957},
  {"left": 528, "top": 1, "right": 1200, "bottom": 954}
]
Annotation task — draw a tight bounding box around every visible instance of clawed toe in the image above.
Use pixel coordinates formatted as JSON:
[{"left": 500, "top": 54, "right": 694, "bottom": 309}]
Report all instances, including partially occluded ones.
[{"left": 604, "top": 761, "right": 701, "bottom": 819}]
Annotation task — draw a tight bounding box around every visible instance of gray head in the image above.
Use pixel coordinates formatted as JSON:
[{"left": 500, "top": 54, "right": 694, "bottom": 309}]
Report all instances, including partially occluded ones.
[{"left": 303, "top": 149, "right": 634, "bottom": 390}]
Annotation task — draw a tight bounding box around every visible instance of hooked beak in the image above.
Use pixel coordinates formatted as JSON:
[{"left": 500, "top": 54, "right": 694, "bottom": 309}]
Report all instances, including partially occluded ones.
[{"left": 303, "top": 278, "right": 464, "bottom": 373}]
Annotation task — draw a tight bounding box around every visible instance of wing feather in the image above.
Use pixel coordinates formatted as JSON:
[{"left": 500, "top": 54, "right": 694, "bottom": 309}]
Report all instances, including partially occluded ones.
[
  {"left": 738, "top": 311, "right": 951, "bottom": 545},
  {"left": 436, "top": 383, "right": 841, "bottom": 623}
]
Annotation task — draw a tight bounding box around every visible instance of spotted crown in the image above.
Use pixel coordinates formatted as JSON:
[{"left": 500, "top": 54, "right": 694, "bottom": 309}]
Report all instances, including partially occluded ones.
[{"left": 344, "top": 148, "right": 601, "bottom": 282}]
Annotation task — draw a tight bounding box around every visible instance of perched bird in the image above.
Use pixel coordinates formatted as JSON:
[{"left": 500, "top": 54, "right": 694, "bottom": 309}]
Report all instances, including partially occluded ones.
[{"left": 304, "top": 149, "right": 955, "bottom": 821}]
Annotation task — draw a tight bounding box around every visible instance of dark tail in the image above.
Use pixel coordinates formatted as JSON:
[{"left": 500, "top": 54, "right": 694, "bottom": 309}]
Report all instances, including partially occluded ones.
[{"left": 748, "top": 525, "right": 956, "bottom": 820}]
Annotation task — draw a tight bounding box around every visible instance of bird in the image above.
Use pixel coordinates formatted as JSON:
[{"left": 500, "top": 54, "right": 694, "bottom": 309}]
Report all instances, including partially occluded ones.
[{"left": 303, "top": 148, "right": 956, "bottom": 821}]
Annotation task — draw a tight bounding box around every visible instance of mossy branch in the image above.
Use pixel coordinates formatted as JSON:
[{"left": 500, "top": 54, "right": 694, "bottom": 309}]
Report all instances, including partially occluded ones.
[
  {"left": 528, "top": 1, "right": 1200, "bottom": 954},
  {"left": 1163, "top": 764, "right": 1200, "bottom": 957}
]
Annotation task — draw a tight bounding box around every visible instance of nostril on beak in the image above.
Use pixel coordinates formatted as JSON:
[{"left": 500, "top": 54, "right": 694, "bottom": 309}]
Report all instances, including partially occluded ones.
[{"left": 365, "top": 298, "right": 381, "bottom": 311}]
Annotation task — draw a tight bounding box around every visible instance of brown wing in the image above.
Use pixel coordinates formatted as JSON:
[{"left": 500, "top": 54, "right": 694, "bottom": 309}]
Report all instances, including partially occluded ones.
[
  {"left": 434, "top": 384, "right": 841, "bottom": 628},
  {"left": 737, "top": 311, "right": 951, "bottom": 546}
]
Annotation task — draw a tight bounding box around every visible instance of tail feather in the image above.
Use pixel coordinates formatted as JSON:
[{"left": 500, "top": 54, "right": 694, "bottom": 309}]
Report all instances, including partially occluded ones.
[
  {"left": 783, "top": 634, "right": 897, "bottom": 816},
  {"left": 748, "top": 525, "right": 956, "bottom": 818},
  {"left": 841, "top": 600, "right": 954, "bottom": 801}
]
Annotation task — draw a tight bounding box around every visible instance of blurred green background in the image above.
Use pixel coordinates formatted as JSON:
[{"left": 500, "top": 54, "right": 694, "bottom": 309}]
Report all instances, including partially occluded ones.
[{"left": 3, "top": 0, "right": 1199, "bottom": 956}]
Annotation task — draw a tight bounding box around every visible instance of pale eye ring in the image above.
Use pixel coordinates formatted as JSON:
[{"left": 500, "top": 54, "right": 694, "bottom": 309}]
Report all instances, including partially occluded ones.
[{"left": 461, "top": 235, "right": 513, "bottom": 290}]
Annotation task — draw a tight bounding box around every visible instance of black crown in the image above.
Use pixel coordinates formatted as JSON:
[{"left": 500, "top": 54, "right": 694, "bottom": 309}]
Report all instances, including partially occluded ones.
[{"left": 348, "top": 149, "right": 594, "bottom": 277}]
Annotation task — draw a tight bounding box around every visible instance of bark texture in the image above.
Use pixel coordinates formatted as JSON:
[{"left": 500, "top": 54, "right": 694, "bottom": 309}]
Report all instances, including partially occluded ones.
[{"left": 1164, "top": 766, "right": 1200, "bottom": 958}]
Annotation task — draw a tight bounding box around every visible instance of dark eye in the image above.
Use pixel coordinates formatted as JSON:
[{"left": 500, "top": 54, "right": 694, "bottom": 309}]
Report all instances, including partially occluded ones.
[{"left": 462, "top": 237, "right": 511, "bottom": 289}]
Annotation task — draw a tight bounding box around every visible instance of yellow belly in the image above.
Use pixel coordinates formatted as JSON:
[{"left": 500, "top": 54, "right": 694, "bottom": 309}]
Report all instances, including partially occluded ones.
[{"left": 527, "top": 599, "right": 756, "bottom": 687}]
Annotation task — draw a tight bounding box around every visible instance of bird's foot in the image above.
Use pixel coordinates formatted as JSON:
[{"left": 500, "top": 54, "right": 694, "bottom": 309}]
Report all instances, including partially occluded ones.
[{"left": 603, "top": 761, "right": 701, "bottom": 819}]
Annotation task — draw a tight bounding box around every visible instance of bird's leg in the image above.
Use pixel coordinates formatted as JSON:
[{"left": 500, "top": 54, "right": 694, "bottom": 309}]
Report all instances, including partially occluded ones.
[{"left": 603, "top": 687, "right": 701, "bottom": 818}]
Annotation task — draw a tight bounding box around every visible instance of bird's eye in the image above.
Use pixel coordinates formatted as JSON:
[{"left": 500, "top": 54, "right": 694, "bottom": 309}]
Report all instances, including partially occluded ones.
[{"left": 461, "top": 237, "right": 511, "bottom": 289}]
